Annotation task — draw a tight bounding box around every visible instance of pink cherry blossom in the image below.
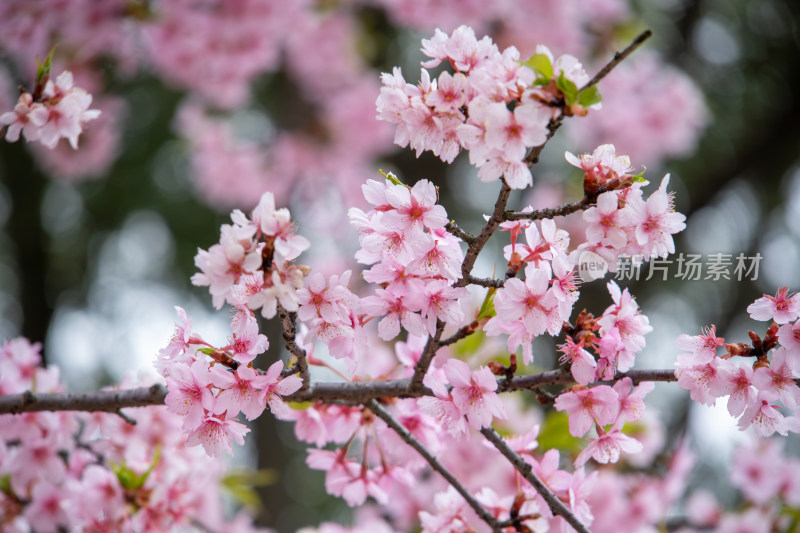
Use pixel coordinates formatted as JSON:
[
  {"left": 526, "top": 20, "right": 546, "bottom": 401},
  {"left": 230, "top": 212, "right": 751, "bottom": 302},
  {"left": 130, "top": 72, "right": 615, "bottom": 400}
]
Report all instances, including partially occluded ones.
[
  {"left": 565, "top": 144, "right": 632, "bottom": 185},
  {"left": 554, "top": 385, "right": 619, "bottom": 437},
  {"left": 419, "top": 280, "right": 469, "bottom": 335},
  {"left": 382, "top": 179, "right": 448, "bottom": 233},
  {"left": 494, "top": 272, "right": 558, "bottom": 338},
  {"left": 752, "top": 349, "right": 800, "bottom": 409},
  {"left": 583, "top": 190, "right": 627, "bottom": 249},
  {"left": 209, "top": 365, "right": 270, "bottom": 421},
  {"left": 613, "top": 377, "right": 654, "bottom": 424},
  {"left": 445, "top": 359, "right": 507, "bottom": 429},
  {"left": 777, "top": 320, "right": 800, "bottom": 355},
  {"left": 0, "top": 93, "right": 48, "bottom": 143},
  {"left": 747, "top": 287, "right": 800, "bottom": 324},
  {"left": 711, "top": 363, "right": 756, "bottom": 417},
  {"left": 186, "top": 414, "right": 250, "bottom": 457},
  {"left": 737, "top": 396, "right": 789, "bottom": 437},
  {"left": 259, "top": 360, "right": 303, "bottom": 419},
  {"left": 164, "top": 359, "right": 215, "bottom": 430},
  {"left": 558, "top": 337, "right": 597, "bottom": 385},
  {"left": 159, "top": 306, "right": 193, "bottom": 359},
  {"left": 625, "top": 174, "right": 686, "bottom": 259},
  {"left": 676, "top": 325, "right": 724, "bottom": 366},
  {"left": 223, "top": 308, "right": 269, "bottom": 365},
  {"left": 675, "top": 356, "right": 733, "bottom": 407},
  {"left": 361, "top": 286, "right": 426, "bottom": 341},
  {"left": 574, "top": 427, "right": 643, "bottom": 467},
  {"left": 417, "top": 368, "right": 469, "bottom": 437}
]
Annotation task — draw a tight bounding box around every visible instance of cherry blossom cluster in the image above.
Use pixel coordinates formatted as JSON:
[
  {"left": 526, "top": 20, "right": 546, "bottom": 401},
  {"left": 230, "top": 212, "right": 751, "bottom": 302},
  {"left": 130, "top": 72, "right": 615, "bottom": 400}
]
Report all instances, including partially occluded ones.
[
  {"left": 192, "top": 191, "right": 311, "bottom": 317},
  {"left": 0, "top": 337, "right": 268, "bottom": 532},
  {"left": 155, "top": 305, "right": 301, "bottom": 456},
  {"left": 486, "top": 216, "right": 576, "bottom": 363},
  {"left": 349, "top": 177, "right": 468, "bottom": 344},
  {"left": 554, "top": 377, "right": 654, "bottom": 467},
  {"left": 0, "top": 70, "right": 99, "bottom": 149},
  {"left": 676, "top": 287, "right": 800, "bottom": 437},
  {"left": 568, "top": 144, "right": 687, "bottom": 269},
  {"left": 376, "top": 26, "right": 598, "bottom": 189}
]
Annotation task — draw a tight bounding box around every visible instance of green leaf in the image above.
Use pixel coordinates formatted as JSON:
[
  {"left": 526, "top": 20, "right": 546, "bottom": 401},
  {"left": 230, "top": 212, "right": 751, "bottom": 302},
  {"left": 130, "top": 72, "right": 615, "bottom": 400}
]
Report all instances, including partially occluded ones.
[
  {"left": 221, "top": 469, "right": 278, "bottom": 509},
  {"left": 379, "top": 169, "right": 405, "bottom": 186},
  {"left": 111, "top": 446, "right": 161, "bottom": 491},
  {"left": 577, "top": 85, "right": 602, "bottom": 108},
  {"left": 555, "top": 72, "right": 579, "bottom": 105},
  {"left": 476, "top": 287, "right": 496, "bottom": 321},
  {"left": 35, "top": 47, "right": 55, "bottom": 88},
  {"left": 522, "top": 53, "right": 553, "bottom": 81},
  {"left": 0, "top": 475, "right": 11, "bottom": 495},
  {"left": 537, "top": 410, "right": 582, "bottom": 454},
  {"left": 631, "top": 166, "right": 647, "bottom": 183},
  {"left": 197, "top": 347, "right": 216, "bottom": 356}
]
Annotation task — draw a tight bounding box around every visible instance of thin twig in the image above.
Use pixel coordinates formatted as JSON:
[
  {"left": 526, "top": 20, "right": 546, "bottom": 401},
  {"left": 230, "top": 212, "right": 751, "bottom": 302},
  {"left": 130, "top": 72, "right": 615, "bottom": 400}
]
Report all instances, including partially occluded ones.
[
  {"left": 581, "top": 29, "right": 653, "bottom": 91},
  {"left": 503, "top": 198, "right": 592, "bottom": 222},
  {"left": 456, "top": 180, "right": 513, "bottom": 289},
  {"left": 409, "top": 321, "right": 446, "bottom": 391},
  {"left": 466, "top": 275, "right": 505, "bottom": 289},
  {"left": 480, "top": 427, "right": 591, "bottom": 533},
  {"left": 438, "top": 322, "right": 481, "bottom": 347},
  {"left": 277, "top": 305, "right": 310, "bottom": 394},
  {"left": 368, "top": 400, "right": 503, "bottom": 532},
  {"left": 445, "top": 221, "right": 476, "bottom": 243}
]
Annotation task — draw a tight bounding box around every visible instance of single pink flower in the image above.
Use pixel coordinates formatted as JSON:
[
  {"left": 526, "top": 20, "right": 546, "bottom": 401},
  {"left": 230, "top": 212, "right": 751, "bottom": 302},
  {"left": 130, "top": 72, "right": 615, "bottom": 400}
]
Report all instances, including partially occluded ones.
[
  {"left": 747, "top": 287, "right": 800, "bottom": 324},
  {"left": 186, "top": 413, "right": 250, "bottom": 457},
  {"left": 553, "top": 385, "right": 619, "bottom": 437},
  {"left": 259, "top": 360, "right": 303, "bottom": 419},
  {"left": 445, "top": 359, "right": 507, "bottom": 429},
  {"left": 164, "top": 359, "right": 215, "bottom": 430},
  {"left": 574, "top": 428, "right": 643, "bottom": 467}
]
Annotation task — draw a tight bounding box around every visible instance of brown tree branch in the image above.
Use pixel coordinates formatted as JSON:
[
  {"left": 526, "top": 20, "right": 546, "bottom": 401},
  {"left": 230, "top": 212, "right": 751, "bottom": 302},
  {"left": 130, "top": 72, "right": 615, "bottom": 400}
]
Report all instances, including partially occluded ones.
[
  {"left": 581, "top": 29, "right": 653, "bottom": 91},
  {"left": 0, "top": 384, "right": 167, "bottom": 419},
  {"left": 480, "top": 426, "right": 591, "bottom": 533},
  {"left": 503, "top": 198, "right": 592, "bottom": 222},
  {"left": 367, "top": 400, "right": 503, "bottom": 532},
  {"left": 455, "top": 180, "right": 513, "bottom": 289},
  {"left": 445, "top": 221, "right": 476, "bottom": 243},
  {"left": 277, "top": 305, "right": 310, "bottom": 393},
  {"left": 0, "top": 369, "right": 682, "bottom": 415},
  {"left": 409, "top": 321, "right": 446, "bottom": 391}
]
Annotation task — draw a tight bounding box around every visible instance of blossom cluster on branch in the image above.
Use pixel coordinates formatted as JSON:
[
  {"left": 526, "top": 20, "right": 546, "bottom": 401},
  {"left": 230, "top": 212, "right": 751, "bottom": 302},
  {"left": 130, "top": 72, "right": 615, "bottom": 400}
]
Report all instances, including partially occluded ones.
[
  {"left": 0, "top": 338, "right": 268, "bottom": 532},
  {"left": 0, "top": 19, "right": 792, "bottom": 533}
]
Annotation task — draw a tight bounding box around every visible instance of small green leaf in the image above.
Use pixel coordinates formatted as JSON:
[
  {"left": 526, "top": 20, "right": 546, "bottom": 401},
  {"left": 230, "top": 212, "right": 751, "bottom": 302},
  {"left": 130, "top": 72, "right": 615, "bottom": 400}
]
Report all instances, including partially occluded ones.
[
  {"left": 537, "top": 410, "right": 582, "bottom": 454},
  {"left": 555, "top": 72, "right": 579, "bottom": 106},
  {"left": 476, "top": 287, "right": 496, "bottom": 321},
  {"left": 379, "top": 169, "right": 405, "bottom": 186},
  {"left": 0, "top": 475, "right": 11, "bottom": 495},
  {"left": 522, "top": 53, "right": 553, "bottom": 81},
  {"left": 631, "top": 166, "right": 647, "bottom": 183},
  {"left": 35, "top": 47, "right": 56, "bottom": 88},
  {"left": 577, "top": 85, "right": 602, "bottom": 108},
  {"left": 197, "top": 347, "right": 216, "bottom": 356},
  {"left": 111, "top": 446, "right": 161, "bottom": 491}
]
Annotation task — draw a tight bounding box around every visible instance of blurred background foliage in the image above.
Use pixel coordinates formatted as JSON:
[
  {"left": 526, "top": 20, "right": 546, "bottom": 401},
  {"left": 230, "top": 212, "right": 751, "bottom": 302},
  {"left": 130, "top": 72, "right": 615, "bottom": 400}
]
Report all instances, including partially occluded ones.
[{"left": 0, "top": 0, "right": 799, "bottom": 529}]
